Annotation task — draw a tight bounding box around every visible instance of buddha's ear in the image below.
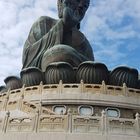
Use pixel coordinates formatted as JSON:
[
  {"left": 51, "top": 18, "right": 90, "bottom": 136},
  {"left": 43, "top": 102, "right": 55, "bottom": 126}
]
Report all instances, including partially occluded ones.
[{"left": 77, "top": 23, "right": 80, "bottom": 30}]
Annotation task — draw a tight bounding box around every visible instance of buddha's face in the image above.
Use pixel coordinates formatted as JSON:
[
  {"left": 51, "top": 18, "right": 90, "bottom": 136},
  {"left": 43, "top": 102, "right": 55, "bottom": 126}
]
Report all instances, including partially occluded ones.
[{"left": 58, "top": 0, "right": 90, "bottom": 22}]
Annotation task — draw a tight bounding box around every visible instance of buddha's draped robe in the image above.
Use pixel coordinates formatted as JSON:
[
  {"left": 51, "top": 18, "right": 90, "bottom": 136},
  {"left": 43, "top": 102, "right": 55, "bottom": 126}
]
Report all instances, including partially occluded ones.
[{"left": 22, "top": 16, "right": 94, "bottom": 71}]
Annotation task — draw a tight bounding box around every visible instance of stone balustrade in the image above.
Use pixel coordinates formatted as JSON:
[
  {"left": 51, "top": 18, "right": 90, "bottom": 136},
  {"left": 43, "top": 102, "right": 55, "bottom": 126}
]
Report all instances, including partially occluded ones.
[
  {"left": 0, "top": 81, "right": 140, "bottom": 113},
  {"left": 0, "top": 81, "right": 140, "bottom": 102},
  {"left": 0, "top": 111, "right": 139, "bottom": 136}
]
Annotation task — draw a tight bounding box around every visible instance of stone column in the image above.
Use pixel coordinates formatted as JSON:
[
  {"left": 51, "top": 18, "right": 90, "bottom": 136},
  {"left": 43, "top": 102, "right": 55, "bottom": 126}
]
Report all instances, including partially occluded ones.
[
  {"left": 135, "top": 113, "right": 140, "bottom": 137},
  {"left": 67, "top": 109, "right": 72, "bottom": 133},
  {"left": 2, "top": 90, "right": 10, "bottom": 111},
  {"left": 80, "top": 80, "right": 84, "bottom": 93},
  {"left": 123, "top": 83, "right": 128, "bottom": 96},
  {"left": 2, "top": 111, "right": 10, "bottom": 133},
  {"left": 101, "top": 110, "right": 108, "bottom": 135},
  {"left": 39, "top": 81, "right": 43, "bottom": 95},
  {"left": 33, "top": 109, "right": 40, "bottom": 133},
  {"left": 17, "top": 92, "right": 24, "bottom": 110},
  {"left": 21, "top": 84, "right": 25, "bottom": 97},
  {"left": 58, "top": 80, "right": 63, "bottom": 94},
  {"left": 101, "top": 81, "right": 107, "bottom": 94}
]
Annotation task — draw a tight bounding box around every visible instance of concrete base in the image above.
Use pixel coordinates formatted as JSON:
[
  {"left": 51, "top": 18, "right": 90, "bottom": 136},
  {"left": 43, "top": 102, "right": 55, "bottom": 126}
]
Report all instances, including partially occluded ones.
[{"left": 0, "top": 132, "right": 140, "bottom": 140}]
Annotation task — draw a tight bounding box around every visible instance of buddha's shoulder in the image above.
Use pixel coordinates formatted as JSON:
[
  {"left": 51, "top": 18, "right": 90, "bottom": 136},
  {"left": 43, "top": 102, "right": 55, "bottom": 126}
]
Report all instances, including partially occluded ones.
[
  {"left": 30, "top": 16, "right": 57, "bottom": 35},
  {"left": 35, "top": 16, "right": 57, "bottom": 25},
  {"left": 28, "top": 16, "right": 57, "bottom": 42}
]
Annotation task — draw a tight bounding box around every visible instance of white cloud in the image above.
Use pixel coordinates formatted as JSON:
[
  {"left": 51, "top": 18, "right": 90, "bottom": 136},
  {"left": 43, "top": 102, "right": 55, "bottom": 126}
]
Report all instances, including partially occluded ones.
[
  {"left": 0, "top": 0, "right": 139, "bottom": 85},
  {"left": 82, "top": 0, "right": 140, "bottom": 70},
  {"left": 0, "top": 0, "right": 57, "bottom": 85}
]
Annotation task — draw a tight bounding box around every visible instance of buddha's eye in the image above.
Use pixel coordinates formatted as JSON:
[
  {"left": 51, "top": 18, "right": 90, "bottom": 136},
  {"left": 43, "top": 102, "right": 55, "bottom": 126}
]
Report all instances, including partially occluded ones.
[{"left": 84, "top": 4, "right": 88, "bottom": 9}]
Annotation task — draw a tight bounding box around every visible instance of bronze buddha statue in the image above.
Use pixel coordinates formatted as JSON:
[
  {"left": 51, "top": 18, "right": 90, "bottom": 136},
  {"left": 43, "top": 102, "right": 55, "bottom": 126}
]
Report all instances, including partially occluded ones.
[{"left": 22, "top": 0, "right": 94, "bottom": 71}]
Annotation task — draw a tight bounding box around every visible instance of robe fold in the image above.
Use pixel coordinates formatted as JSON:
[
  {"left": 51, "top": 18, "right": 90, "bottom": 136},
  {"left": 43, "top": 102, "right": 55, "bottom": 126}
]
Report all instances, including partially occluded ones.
[{"left": 22, "top": 16, "right": 94, "bottom": 71}]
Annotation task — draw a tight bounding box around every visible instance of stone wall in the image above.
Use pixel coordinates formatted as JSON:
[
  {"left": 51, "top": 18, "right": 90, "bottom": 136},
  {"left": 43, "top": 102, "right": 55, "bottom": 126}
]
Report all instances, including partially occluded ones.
[{"left": 0, "top": 82, "right": 140, "bottom": 139}]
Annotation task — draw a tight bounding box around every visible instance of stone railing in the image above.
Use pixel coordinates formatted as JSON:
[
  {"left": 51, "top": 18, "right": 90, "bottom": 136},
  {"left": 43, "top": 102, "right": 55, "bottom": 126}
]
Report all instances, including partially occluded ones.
[
  {"left": 7, "top": 117, "right": 33, "bottom": 132},
  {"left": 0, "top": 81, "right": 140, "bottom": 102},
  {"left": 72, "top": 115, "right": 101, "bottom": 133},
  {"left": 38, "top": 114, "right": 68, "bottom": 132},
  {"left": 0, "top": 111, "right": 139, "bottom": 136}
]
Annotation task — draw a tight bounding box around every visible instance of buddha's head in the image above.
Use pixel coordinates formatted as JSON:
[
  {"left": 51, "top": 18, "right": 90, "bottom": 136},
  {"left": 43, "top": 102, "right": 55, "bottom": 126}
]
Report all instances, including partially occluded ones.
[{"left": 57, "top": 0, "right": 90, "bottom": 28}]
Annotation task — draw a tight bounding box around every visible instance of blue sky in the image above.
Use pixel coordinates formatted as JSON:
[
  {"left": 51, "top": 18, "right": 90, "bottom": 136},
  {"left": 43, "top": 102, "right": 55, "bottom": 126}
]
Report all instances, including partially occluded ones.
[{"left": 0, "top": 0, "right": 139, "bottom": 85}]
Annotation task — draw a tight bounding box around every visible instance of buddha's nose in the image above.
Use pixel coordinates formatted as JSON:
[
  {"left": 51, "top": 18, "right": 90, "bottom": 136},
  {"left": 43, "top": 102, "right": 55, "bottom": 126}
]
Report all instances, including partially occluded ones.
[
  {"left": 78, "top": 2, "right": 82, "bottom": 7},
  {"left": 78, "top": 2, "right": 84, "bottom": 10}
]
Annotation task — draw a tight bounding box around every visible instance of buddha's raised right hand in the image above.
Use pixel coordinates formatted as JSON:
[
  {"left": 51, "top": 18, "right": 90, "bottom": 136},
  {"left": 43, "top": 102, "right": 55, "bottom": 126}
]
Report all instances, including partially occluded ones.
[{"left": 62, "top": 0, "right": 89, "bottom": 30}]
